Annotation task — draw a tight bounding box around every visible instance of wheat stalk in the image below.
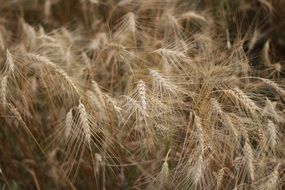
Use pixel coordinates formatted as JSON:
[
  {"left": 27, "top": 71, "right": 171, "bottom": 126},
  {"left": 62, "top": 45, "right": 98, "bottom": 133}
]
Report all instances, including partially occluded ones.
[{"left": 262, "top": 40, "right": 271, "bottom": 66}]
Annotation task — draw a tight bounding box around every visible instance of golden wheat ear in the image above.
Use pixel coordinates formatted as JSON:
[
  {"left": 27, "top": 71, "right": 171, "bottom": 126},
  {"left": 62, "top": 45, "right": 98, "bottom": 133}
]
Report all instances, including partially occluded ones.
[
  {"left": 210, "top": 98, "right": 240, "bottom": 141},
  {"left": 113, "top": 12, "right": 137, "bottom": 40},
  {"left": 2, "top": 50, "right": 15, "bottom": 75},
  {"left": 150, "top": 149, "right": 171, "bottom": 190},
  {"left": 26, "top": 53, "right": 81, "bottom": 100},
  {"left": 260, "top": 78, "right": 285, "bottom": 97},
  {"left": 0, "top": 75, "right": 8, "bottom": 110},
  {"left": 262, "top": 98, "right": 284, "bottom": 123}
]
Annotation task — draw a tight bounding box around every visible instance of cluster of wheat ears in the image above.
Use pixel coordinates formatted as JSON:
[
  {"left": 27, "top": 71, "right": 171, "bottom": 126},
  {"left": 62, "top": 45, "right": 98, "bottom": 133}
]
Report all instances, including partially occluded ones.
[{"left": 0, "top": 0, "right": 284, "bottom": 189}]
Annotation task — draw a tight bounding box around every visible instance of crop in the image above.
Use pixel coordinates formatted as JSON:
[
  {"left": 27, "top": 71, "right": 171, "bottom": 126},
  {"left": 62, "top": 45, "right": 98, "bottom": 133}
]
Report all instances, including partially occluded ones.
[{"left": 0, "top": 0, "right": 284, "bottom": 189}]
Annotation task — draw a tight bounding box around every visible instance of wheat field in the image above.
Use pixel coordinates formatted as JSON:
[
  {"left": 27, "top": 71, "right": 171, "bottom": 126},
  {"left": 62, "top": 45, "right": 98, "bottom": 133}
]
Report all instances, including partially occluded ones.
[{"left": 0, "top": 0, "right": 284, "bottom": 189}]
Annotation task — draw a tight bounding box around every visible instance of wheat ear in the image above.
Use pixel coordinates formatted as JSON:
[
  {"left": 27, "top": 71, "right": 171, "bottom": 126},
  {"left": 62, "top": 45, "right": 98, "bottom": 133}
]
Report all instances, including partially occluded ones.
[
  {"left": 137, "top": 80, "right": 147, "bottom": 112},
  {"left": 5, "top": 50, "right": 15, "bottom": 74},
  {"left": 267, "top": 119, "right": 277, "bottom": 148},
  {"left": 260, "top": 78, "right": 285, "bottom": 97},
  {"left": 226, "top": 88, "right": 259, "bottom": 113},
  {"left": 265, "top": 164, "right": 279, "bottom": 190},
  {"left": 27, "top": 53, "right": 80, "bottom": 95},
  {"left": 243, "top": 140, "right": 254, "bottom": 181},
  {"left": 158, "top": 149, "right": 171, "bottom": 189},
  {"left": 216, "top": 168, "right": 225, "bottom": 189},
  {"left": 211, "top": 98, "right": 239, "bottom": 139},
  {"left": 0, "top": 76, "right": 8, "bottom": 110},
  {"left": 65, "top": 109, "right": 73, "bottom": 139},
  {"left": 78, "top": 101, "right": 91, "bottom": 144}
]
